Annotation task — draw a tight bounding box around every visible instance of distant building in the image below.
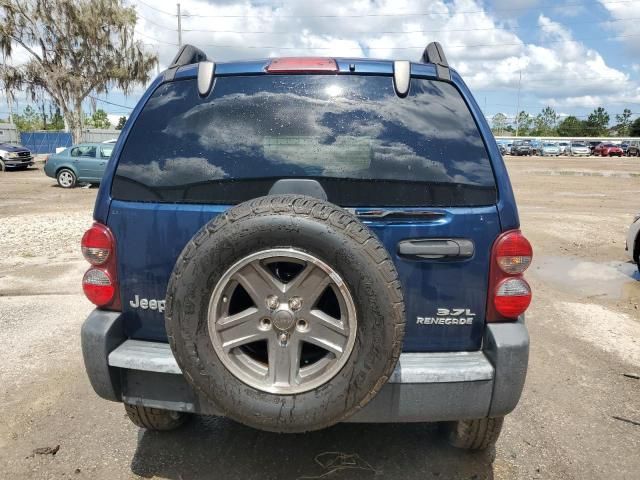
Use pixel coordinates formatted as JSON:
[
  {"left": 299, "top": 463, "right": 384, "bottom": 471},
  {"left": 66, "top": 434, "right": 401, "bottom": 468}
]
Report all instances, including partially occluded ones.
[{"left": 0, "top": 123, "right": 20, "bottom": 145}]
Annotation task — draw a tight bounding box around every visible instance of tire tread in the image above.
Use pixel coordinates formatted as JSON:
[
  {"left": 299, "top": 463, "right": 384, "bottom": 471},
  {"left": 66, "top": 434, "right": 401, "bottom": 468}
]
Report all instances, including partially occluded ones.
[
  {"left": 446, "top": 417, "right": 504, "bottom": 450},
  {"left": 124, "top": 403, "right": 188, "bottom": 431}
]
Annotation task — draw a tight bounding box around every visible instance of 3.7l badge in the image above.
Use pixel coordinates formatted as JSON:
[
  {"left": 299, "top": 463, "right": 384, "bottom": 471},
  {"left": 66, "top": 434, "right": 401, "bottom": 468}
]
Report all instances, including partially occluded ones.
[{"left": 416, "top": 308, "right": 475, "bottom": 326}]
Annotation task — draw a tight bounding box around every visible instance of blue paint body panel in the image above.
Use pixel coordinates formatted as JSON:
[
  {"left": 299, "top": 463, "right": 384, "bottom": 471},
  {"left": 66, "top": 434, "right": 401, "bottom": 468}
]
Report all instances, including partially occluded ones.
[
  {"left": 95, "top": 57, "right": 520, "bottom": 352},
  {"left": 109, "top": 200, "right": 500, "bottom": 351}
]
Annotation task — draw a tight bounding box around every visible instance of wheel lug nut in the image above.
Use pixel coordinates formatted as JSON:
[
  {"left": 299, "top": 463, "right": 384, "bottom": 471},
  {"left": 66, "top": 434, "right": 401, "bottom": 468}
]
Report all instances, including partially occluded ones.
[
  {"left": 266, "top": 295, "right": 279, "bottom": 310},
  {"left": 288, "top": 297, "right": 302, "bottom": 311},
  {"left": 260, "top": 318, "right": 271, "bottom": 329}
]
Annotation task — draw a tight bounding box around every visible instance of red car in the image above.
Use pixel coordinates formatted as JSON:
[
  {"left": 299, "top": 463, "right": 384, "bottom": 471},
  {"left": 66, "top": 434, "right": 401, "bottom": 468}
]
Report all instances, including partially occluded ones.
[{"left": 594, "top": 143, "right": 623, "bottom": 157}]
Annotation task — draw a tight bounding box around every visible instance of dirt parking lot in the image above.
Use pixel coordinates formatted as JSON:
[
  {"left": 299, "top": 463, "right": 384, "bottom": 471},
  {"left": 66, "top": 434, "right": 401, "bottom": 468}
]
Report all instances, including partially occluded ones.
[{"left": 0, "top": 156, "right": 638, "bottom": 479}]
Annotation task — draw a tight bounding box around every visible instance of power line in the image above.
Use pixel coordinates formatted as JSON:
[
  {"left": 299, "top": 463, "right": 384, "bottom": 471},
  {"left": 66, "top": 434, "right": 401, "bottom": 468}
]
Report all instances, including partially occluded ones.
[
  {"left": 182, "top": 16, "right": 640, "bottom": 35},
  {"left": 88, "top": 95, "right": 135, "bottom": 110},
  {"left": 192, "top": 32, "right": 640, "bottom": 50},
  {"left": 136, "top": 13, "right": 176, "bottom": 31},
  {"left": 177, "top": 0, "right": 639, "bottom": 18},
  {"left": 135, "top": 0, "right": 175, "bottom": 16},
  {"left": 135, "top": 29, "right": 178, "bottom": 45}
]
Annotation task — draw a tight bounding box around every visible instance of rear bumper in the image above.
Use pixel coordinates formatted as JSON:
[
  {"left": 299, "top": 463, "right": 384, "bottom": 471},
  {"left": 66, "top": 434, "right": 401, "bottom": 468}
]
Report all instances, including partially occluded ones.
[{"left": 81, "top": 310, "right": 529, "bottom": 422}]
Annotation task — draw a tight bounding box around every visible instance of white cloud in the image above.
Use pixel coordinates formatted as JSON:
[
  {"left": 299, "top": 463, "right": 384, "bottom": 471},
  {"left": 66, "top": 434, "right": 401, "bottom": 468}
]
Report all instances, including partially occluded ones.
[
  {"left": 598, "top": 0, "right": 640, "bottom": 54},
  {"left": 2, "top": 0, "right": 637, "bottom": 115},
  {"left": 132, "top": 0, "right": 635, "bottom": 110}
]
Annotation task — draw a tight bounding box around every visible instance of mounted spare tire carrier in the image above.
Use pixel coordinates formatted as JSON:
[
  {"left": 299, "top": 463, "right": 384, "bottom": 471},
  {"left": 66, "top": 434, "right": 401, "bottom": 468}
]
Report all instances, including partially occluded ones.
[{"left": 165, "top": 195, "right": 406, "bottom": 432}]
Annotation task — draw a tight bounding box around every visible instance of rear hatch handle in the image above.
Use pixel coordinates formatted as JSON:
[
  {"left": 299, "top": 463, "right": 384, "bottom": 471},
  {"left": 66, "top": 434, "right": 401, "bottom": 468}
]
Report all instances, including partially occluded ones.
[{"left": 398, "top": 238, "right": 474, "bottom": 260}]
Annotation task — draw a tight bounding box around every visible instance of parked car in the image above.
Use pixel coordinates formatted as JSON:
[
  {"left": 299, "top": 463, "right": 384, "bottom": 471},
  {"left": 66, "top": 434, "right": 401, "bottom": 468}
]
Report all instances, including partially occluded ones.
[
  {"left": 498, "top": 141, "right": 513, "bottom": 155},
  {"left": 557, "top": 141, "right": 569, "bottom": 155},
  {"left": 80, "top": 43, "right": 532, "bottom": 450},
  {"left": 588, "top": 140, "right": 602, "bottom": 155},
  {"left": 43, "top": 142, "right": 113, "bottom": 188},
  {"left": 539, "top": 142, "right": 560, "bottom": 156},
  {"left": 594, "top": 143, "right": 623, "bottom": 157},
  {"left": 102, "top": 138, "right": 118, "bottom": 144},
  {"left": 567, "top": 141, "right": 591, "bottom": 156},
  {"left": 627, "top": 213, "right": 640, "bottom": 273},
  {"left": 510, "top": 140, "right": 533, "bottom": 156},
  {"left": 0, "top": 142, "right": 34, "bottom": 171},
  {"left": 627, "top": 140, "right": 640, "bottom": 157},
  {"left": 621, "top": 143, "right": 629, "bottom": 154},
  {"left": 529, "top": 140, "right": 541, "bottom": 156}
]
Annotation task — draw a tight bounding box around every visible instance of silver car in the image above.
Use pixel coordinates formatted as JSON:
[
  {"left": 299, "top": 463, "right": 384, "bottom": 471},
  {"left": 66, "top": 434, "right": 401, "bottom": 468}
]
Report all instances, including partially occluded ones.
[
  {"left": 539, "top": 142, "right": 560, "bottom": 156},
  {"left": 567, "top": 142, "right": 590, "bottom": 156},
  {"left": 558, "top": 141, "right": 569, "bottom": 155}
]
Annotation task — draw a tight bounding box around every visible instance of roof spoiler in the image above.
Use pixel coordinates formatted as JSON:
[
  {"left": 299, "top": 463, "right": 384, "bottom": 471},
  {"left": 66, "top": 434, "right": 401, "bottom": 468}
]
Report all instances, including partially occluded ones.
[
  {"left": 419, "top": 42, "right": 450, "bottom": 81},
  {"left": 169, "top": 44, "right": 208, "bottom": 68},
  {"left": 164, "top": 44, "right": 210, "bottom": 82}
]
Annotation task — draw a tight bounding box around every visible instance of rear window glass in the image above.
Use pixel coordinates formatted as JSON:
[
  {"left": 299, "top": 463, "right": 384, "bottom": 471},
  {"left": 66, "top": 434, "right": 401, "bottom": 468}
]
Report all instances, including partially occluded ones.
[{"left": 112, "top": 75, "right": 496, "bottom": 207}]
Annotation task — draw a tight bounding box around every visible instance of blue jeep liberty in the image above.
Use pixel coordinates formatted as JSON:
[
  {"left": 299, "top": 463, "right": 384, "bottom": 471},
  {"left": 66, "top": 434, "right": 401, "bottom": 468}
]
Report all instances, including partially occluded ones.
[{"left": 80, "top": 43, "right": 532, "bottom": 450}]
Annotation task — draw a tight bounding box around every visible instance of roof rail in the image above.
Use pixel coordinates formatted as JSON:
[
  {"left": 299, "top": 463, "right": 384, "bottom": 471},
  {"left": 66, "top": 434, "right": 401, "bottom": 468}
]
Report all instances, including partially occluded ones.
[
  {"left": 420, "top": 42, "right": 450, "bottom": 81},
  {"left": 164, "top": 44, "right": 209, "bottom": 82}
]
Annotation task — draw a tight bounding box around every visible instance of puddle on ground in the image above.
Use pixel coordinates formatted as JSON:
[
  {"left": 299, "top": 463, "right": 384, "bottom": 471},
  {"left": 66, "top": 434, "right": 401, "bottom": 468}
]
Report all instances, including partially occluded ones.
[{"left": 532, "top": 256, "right": 640, "bottom": 301}]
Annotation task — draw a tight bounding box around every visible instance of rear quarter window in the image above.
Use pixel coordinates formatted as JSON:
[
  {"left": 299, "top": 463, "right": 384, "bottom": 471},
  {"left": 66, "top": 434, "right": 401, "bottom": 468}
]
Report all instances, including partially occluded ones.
[{"left": 112, "top": 74, "right": 497, "bottom": 207}]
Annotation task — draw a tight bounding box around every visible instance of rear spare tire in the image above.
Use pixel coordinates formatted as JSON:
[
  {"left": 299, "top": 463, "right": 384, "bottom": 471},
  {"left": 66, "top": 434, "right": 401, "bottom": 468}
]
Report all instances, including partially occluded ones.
[{"left": 166, "top": 195, "right": 405, "bottom": 432}]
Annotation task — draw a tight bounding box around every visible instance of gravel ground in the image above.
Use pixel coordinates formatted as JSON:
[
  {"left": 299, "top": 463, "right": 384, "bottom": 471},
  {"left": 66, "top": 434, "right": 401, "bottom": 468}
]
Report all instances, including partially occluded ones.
[{"left": 0, "top": 158, "right": 638, "bottom": 479}]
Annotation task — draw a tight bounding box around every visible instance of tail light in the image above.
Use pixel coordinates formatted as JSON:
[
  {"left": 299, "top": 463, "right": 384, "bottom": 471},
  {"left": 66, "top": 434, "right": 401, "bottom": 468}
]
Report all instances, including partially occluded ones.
[
  {"left": 81, "top": 223, "right": 121, "bottom": 310},
  {"left": 487, "top": 230, "right": 532, "bottom": 321}
]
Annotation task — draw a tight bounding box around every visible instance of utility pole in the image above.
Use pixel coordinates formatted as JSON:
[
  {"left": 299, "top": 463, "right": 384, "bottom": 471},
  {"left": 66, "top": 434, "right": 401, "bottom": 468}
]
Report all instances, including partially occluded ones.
[
  {"left": 515, "top": 69, "right": 522, "bottom": 137},
  {"left": 177, "top": 3, "right": 182, "bottom": 47}
]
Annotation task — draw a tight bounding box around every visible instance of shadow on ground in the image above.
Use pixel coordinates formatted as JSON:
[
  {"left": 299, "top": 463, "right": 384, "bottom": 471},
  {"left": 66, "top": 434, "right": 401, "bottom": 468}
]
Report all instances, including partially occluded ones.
[{"left": 131, "top": 417, "right": 495, "bottom": 480}]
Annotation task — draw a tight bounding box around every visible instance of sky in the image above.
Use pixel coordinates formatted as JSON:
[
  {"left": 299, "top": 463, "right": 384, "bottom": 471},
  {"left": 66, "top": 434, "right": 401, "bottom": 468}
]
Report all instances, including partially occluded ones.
[{"left": 3, "top": 0, "right": 640, "bottom": 127}]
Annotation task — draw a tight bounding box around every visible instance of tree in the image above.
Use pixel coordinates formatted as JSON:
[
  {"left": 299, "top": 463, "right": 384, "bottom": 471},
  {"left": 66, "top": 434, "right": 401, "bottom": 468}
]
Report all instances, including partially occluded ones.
[
  {"left": 615, "top": 108, "right": 633, "bottom": 136},
  {"left": 491, "top": 113, "right": 508, "bottom": 135},
  {"left": 13, "top": 105, "right": 42, "bottom": 131},
  {"left": 557, "top": 116, "right": 585, "bottom": 137},
  {"left": 532, "top": 106, "right": 558, "bottom": 136},
  {"left": 86, "top": 109, "right": 111, "bottom": 129},
  {"left": 0, "top": 1, "right": 157, "bottom": 143},
  {"left": 585, "top": 107, "right": 610, "bottom": 136},
  {"left": 48, "top": 105, "right": 64, "bottom": 130},
  {"left": 116, "top": 116, "right": 127, "bottom": 130},
  {"left": 514, "top": 111, "right": 532, "bottom": 136},
  {"left": 630, "top": 117, "right": 640, "bottom": 137}
]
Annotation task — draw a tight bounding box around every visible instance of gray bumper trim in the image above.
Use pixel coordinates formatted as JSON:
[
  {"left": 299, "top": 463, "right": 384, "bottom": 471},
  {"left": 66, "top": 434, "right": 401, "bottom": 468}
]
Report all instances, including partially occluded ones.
[
  {"left": 83, "top": 309, "right": 529, "bottom": 423},
  {"left": 109, "top": 340, "right": 180, "bottom": 374},
  {"left": 109, "top": 340, "right": 494, "bottom": 384},
  {"left": 484, "top": 318, "right": 530, "bottom": 416},
  {"left": 81, "top": 309, "right": 125, "bottom": 402}
]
